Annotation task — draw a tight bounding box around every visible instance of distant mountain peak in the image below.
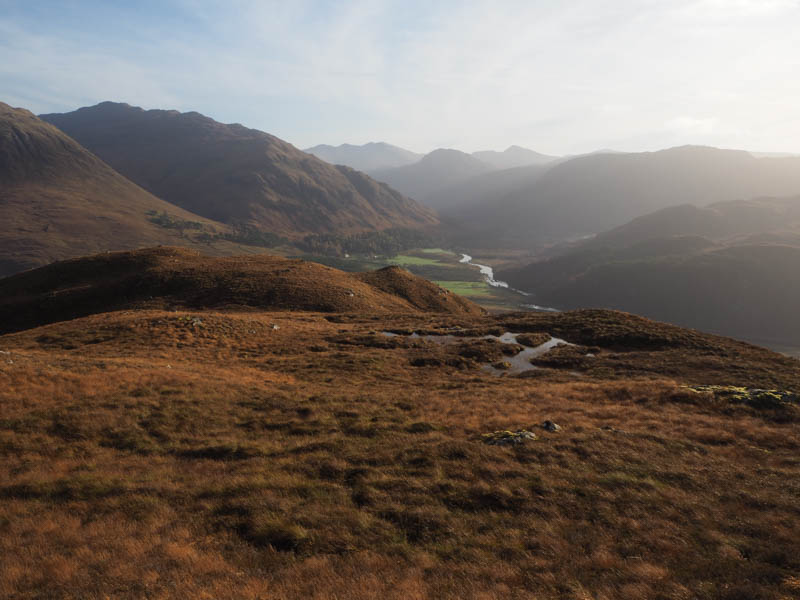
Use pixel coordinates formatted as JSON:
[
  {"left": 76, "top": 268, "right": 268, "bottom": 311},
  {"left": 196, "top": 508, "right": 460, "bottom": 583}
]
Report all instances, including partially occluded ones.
[
  {"left": 304, "top": 141, "right": 423, "bottom": 172},
  {"left": 423, "top": 148, "right": 481, "bottom": 162},
  {"left": 472, "top": 146, "right": 558, "bottom": 169}
]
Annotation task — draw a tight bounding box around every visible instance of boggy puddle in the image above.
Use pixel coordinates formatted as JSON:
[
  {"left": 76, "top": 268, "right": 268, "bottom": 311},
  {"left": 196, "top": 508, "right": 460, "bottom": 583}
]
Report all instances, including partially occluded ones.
[{"left": 381, "top": 330, "right": 572, "bottom": 376}]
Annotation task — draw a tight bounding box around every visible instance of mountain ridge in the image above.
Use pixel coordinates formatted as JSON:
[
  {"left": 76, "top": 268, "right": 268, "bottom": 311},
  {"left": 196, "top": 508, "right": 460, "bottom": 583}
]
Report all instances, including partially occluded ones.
[
  {"left": 0, "top": 102, "right": 260, "bottom": 277},
  {"left": 40, "top": 102, "right": 438, "bottom": 239},
  {"left": 471, "top": 145, "right": 558, "bottom": 169},
  {"left": 369, "top": 148, "right": 493, "bottom": 202},
  {"left": 304, "top": 141, "right": 423, "bottom": 172},
  {"left": 445, "top": 145, "right": 800, "bottom": 248}
]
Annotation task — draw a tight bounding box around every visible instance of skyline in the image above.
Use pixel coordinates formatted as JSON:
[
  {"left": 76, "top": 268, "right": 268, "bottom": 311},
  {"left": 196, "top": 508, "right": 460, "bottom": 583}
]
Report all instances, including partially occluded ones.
[{"left": 2, "top": 0, "right": 800, "bottom": 155}]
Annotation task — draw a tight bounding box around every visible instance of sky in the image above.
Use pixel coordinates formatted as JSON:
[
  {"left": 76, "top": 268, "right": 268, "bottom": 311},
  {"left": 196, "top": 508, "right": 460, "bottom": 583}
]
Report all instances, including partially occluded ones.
[{"left": 2, "top": 0, "right": 800, "bottom": 155}]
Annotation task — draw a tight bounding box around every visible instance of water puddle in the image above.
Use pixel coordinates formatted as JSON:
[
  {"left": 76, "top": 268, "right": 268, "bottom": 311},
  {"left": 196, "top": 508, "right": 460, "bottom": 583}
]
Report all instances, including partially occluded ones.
[{"left": 382, "top": 330, "right": 571, "bottom": 376}]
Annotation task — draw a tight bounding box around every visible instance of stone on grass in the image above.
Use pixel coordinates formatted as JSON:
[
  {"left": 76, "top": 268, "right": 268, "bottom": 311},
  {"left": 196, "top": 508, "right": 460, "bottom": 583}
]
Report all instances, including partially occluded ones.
[
  {"left": 481, "top": 430, "right": 537, "bottom": 446},
  {"left": 541, "top": 420, "right": 562, "bottom": 432}
]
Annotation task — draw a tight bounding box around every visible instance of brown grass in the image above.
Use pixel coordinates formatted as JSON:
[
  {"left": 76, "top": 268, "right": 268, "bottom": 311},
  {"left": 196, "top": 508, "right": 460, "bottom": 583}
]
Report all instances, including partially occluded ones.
[
  {"left": 0, "top": 247, "right": 483, "bottom": 336},
  {"left": 1, "top": 307, "right": 799, "bottom": 599}
]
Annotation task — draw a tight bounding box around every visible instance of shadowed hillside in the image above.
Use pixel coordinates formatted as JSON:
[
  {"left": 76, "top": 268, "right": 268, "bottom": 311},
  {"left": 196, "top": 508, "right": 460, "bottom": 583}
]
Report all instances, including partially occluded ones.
[
  {"left": 501, "top": 197, "right": 800, "bottom": 349},
  {"left": 0, "top": 102, "right": 254, "bottom": 277},
  {"left": 0, "top": 246, "right": 483, "bottom": 334},
  {"left": 41, "top": 102, "right": 438, "bottom": 238},
  {"left": 590, "top": 197, "right": 800, "bottom": 249}
]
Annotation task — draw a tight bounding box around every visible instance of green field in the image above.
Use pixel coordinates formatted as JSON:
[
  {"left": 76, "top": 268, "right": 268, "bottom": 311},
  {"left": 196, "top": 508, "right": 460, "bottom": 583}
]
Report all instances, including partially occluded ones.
[
  {"left": 386, "top": 254, "right": 446, "bottom": 266},
  {"left": 433, "top": 280, "right": 493, "bottom": 297},
  {"left": 300, "top": 247, "right": 526, "bottom": 310},
  {"left": 418, "top": 248, "right": 455, "bottom": 254}
]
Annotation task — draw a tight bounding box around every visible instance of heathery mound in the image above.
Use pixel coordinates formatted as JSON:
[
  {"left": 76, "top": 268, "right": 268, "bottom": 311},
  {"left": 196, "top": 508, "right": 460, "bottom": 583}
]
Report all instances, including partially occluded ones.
[
  {"left": 356, "top": 265, "right": 481, "bottom": 315},
  {"left": 0, "top": 247, "right": 483, "bottom": 334}
]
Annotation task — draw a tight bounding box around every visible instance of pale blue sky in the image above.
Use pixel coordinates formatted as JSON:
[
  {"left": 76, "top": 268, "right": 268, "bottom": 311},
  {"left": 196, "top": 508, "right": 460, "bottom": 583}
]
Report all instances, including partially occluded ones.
[{"left": 2, "top": 0, "right": 800, "bottom": 154}]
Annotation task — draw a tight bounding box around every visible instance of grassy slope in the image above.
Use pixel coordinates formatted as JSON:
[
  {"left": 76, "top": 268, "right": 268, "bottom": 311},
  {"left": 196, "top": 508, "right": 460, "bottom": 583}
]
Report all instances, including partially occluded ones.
[{"left": 1, "top": 306, "right": 799, "bottom": 599}]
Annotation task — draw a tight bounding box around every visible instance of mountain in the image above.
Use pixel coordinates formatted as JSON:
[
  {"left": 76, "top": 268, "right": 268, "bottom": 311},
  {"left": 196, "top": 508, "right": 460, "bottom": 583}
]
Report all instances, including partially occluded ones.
[
  {"left": 0, "top": 102, "right": 256, "bottom": 278},
  {"left": 446, "top": 145, "right": 800, "bottom": 248},
  {"left": 40, "top": 102, "right": 437, "bottom": 238},
  {"left": 303, "top": 142, "right": 423, "bottom": 172},
  {"left": 471, "top": 145, "right": 558, "bottom": 169},
  {"left": 369, "top": 148, "right": 493, "bottom": 202},
  {"left": 500, "top": 196, "right": 800, "bottom": 349},
  {"left": 423, "top": 163, "right": 550, "bottom": 212},
  {"left": 589, "top": 197, "right": 800, "bottom": 249}
]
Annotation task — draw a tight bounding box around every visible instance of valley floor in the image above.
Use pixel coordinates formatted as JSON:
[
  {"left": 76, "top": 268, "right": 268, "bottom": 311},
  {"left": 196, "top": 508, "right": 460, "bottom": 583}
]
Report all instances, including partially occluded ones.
[
  {"left": 1, "top": 308, "right": 799, "bottom": 599},
  {"left": 299, "top": 247, "right": 536, "bottom": 312}
]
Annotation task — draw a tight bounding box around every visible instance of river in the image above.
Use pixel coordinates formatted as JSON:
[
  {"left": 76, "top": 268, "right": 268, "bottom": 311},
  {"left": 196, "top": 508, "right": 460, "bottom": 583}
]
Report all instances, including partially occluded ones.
[{"left": 459, "top": 253, "right": 559, "bottom": 312}]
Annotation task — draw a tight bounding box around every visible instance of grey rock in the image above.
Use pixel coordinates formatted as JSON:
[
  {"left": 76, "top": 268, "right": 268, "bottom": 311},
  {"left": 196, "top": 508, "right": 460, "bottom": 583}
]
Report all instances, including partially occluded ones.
[
  {"left": 541, "top": 420, "right": 562, "bottom": 432},
  {"left": 481, "top": 430, "right": 537, "bottom": 446}
]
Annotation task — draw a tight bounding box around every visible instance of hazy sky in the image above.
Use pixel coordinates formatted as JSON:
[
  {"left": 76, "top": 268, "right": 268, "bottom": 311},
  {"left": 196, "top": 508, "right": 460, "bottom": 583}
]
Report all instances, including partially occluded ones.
[{"left": 2, "top": 0, "right": 799, "bottom": 154}]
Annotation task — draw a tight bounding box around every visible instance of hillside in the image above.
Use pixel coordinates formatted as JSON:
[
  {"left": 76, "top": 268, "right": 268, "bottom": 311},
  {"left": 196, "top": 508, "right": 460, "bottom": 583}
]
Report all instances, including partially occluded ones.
[
  {"left": 40, "top": 102, "right": 437, "bottom": 238},
  {"left": 0, "top": 102, "right": 256, "bottom": 277},
  {"left": 304, "top": 142, "right": 423, "bottom": 172},
  {"left": 1, "top": 274, "right": 799, "bottom": 600},
  {"left": 501, "top": 197, "right": 800, "bottom": 349},
  {"left": 446, "top": 145, "right": 800, "bottom": 248},
  {"left": 591, "top": 197, "right": 800, "bottom": 249},
  {"left": 0, "top": 246, "right": 483, "bottom": 334},
  {"left": 425, "top": 163, "right": 550, "bottom": 211},
  {"left": 370, "top": 148, "right": 493, "bottom": 202}
]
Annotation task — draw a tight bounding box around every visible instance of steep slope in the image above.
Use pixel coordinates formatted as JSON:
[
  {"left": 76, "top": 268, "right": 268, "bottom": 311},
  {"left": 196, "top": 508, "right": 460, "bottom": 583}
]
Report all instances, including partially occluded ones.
[
  {"left": 369, "top": 149, "right": 493, "bottom": 202},
  {"left": 0, "top": 102, "right": 251, "bottom": 277},
  {"left": 471, "top": 145, "right": 558, "bottom": 169},
  {"left": 0, "top": 246, "right": 483, "bottom": 334},
  {"left": 501, "top": 196, "right": 800, "bottom": 349},
  {"left": 448, "top": 145, "right": 800, "bottom": 248},
  {"left": 304, "top": 142, "right": 423, "bottom": 172},
  {"left": 40, "top": 102, "right": 437, "bottom": 238}
]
